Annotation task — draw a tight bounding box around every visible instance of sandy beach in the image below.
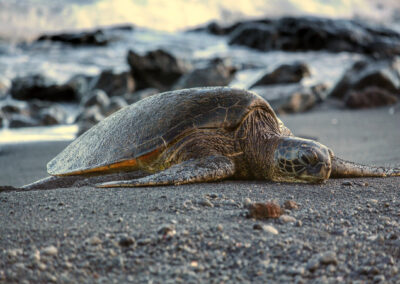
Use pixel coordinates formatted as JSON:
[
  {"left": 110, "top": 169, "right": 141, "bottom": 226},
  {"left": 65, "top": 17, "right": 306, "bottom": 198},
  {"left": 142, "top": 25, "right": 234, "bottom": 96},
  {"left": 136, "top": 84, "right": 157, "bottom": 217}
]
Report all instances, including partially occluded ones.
[{"left": 0, "top": 105, "right": 399, "bottom": 282}]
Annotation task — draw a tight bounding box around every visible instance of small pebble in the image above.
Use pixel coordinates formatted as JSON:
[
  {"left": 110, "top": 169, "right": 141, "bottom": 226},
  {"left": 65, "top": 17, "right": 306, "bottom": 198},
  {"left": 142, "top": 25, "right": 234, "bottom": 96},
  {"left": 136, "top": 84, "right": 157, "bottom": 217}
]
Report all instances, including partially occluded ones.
[
  {"left": 261, "top": 225, "right": 279, "bottom": 235},
  {"left": 157, "top": 224, "right": 176, "bottom": 237},
  {"left": 243, "top": 198, "right": 252, "bottom": 208},
  {"left": 248, "top": 202, "right": 282, "bottom": 219},
  {"left": 279, "top": 215, "right": 296, "bottom": 223},
  {"left": 284, "top": 200, "right": 299, "bottom": 210},
  {"left": 41, "top": 245, "right": 58, "bottom": 256},
  {"left": 85, "top": 236, "right": 102, "bottom": 246},
  {"left": 118, "top": 236, "right": 136, "bottom": 247},
  {"left": 199, "top": 199, "right": 214, "bottom": 208}
]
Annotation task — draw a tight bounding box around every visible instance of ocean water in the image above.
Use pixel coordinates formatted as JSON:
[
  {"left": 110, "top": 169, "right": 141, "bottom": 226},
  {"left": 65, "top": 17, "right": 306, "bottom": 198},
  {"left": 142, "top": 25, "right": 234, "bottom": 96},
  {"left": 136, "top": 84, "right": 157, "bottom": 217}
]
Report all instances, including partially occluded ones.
[{"left": 1, "top": 0, "right": 399, "bottom": 41}]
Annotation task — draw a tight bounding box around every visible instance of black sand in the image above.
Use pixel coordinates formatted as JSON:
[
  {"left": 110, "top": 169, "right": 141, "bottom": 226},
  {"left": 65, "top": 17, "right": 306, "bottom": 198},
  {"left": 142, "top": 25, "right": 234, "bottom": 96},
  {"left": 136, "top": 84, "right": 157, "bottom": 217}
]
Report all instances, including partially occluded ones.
[{"left": 0, "top": 106, "right": 399, "bottom": 283}]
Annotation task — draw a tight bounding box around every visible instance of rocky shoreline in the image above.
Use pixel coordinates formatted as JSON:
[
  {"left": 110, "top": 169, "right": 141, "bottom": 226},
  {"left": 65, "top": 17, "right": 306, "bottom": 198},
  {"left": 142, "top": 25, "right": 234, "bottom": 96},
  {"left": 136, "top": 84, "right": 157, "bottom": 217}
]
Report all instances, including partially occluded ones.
[{"left": 1, "top": 16, "right": 399, "bottom": 137}]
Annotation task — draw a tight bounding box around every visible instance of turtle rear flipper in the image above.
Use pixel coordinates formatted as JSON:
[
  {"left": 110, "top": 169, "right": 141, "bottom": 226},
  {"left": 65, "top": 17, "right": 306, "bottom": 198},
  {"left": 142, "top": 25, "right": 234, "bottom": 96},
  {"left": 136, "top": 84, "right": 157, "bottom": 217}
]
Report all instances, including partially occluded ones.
[
  {"left": 331, "top": 157, "right": 400, "bottom": 178},
  {"left": 97, "top": 156, "right": 235, "bottom": 187}
]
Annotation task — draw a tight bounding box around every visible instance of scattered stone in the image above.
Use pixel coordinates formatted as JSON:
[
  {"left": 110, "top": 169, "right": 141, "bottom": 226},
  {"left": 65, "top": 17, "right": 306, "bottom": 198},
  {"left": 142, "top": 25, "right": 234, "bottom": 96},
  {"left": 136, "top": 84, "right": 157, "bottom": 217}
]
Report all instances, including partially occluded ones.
[
  {"left": 228, "top": 16, "right": 400, "bottom": 56},
  {"left": 319, "top": 251, "right": 338, "bottom": 265},
  {"left": 157, "top": 224, "right": 176, "bottom": 237},
  {"left": 118, "top": 236, "right": 136, "bottom": 247},
  {"left": 261, "top": 225, "right": 279, "bottom": 235},
  {"left": 80, "top": 89, "right": 110, "bottom": 109},
  {"left": 248, "top": 202, "right": 283, "bottom": 219},
  {"left": 279, "top": 214, "right": 297, "bottom": 223},
  {"left": 330, "top": 58, "right": 400, "bottom": 102},
  {"left": 174, "top": 58, "right": 236, "bottom": 89},
  {"left": 90, "top": 70, "right": 135, "bottom": 97},
  {"left": 341, "top": 181, "right": 353, "bottom": 186},
  {"left": 30, "top": 249, "right": 41, "bottom": 262},
  {"left": 373, "top": 275, "right": 386, "bottom": 283},
  {"left": 127, "top": 49, "right": 190, "bottom": 91},
  {"left": 85, "top": 236, "right": 102, "bottom": 246},
  {"left": 250, "top": 62, "right": 311, "bottom": 87},
  {"left": 198, "top": 199, "right": 214, "bottom": 208},
  {"left": 345, "top": 87, "right": 398, "bottom": 109},
  {"left": 251, "top": 83, "right": 327, "bottom": 114},
  {"left": 7, "top": 248, "right": 23, "bottom": 258},
  {"left": 38, "top": 104, "right": 68, "bottom": 125},
  {"left": 10, "top": 74, "right": 78, "bottom": 101},
  {"left": 41, "top": 245, "right": 58, "bottom": 256},
  {"left": 283, "top": 200, "right": 299, "bottom": 210},
  {"left": 137, "top": 238, "right": 152, "bottom": 246},
  {"left": 9, "top": 114, "right": 40, "bottom": 128},
  {"left": 37, "top": 29, "right": 109, "bottom": 46},
  {"left": 243, "top": 198, "right": 252, "bottom": 208}
]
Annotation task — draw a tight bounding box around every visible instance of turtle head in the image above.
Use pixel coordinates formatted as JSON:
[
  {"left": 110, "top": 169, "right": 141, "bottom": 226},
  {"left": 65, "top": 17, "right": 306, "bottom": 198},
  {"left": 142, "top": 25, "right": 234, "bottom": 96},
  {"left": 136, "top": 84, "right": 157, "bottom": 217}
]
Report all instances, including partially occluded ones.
[{"left": 272, "top": 137, "right": 332, "bottom": 183}]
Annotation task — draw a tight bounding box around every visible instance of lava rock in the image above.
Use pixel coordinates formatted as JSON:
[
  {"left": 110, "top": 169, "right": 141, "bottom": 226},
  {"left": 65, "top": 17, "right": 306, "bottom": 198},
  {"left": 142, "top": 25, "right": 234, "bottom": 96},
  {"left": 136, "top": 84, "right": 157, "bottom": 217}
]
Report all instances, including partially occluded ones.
[
  {"left": 251, "top": 83, "right": 327, "bottom": 114},
  {"left": 36, "top": 29, "right": 109, "bottom": 46},
  {"left": 345, "top": 87, "right": 398, "bottom": 108},
  {"left": 127, "top": 49, "right": 190, "bottom": 91},
  {"left": 248, "top": 202, "right": 283, "bottom": 219},
  {"left": 1, "top": 101, "right": 29, "bottom": 116},
  {"left": 10, "top": 75, "right": 78, "bottom": 101},
  {"left": 37, "top": 105, "right": 68, "bottom": 125},
  {"left": 0, "top": 77, "right": 9, "bottom": 99},
  {"left": 90, "top": 70, "right": 135, "bottom": 97},
  {"left": 250, "top": 62, "right": 311, "bottom": 87},
  {"left": 8, "top": 114, "right": 40, "bottom": 128},
  {"left": 174, "top": 58, "right": 236, "bottom": 89},
  {"left": 80, "top": 89, "right": 110, "bottom": 109},
  {"left": 189, "top": 21, "right": 240, "bottom": 35},
  {"left": 330, "top": 58, "right": 400, "bottom": 100},
  {"left": 228, "top": 16, "right": 400, "bottom": 56},
  {"left": 66, "top": 74, "right": 94, "bottom": 101}
]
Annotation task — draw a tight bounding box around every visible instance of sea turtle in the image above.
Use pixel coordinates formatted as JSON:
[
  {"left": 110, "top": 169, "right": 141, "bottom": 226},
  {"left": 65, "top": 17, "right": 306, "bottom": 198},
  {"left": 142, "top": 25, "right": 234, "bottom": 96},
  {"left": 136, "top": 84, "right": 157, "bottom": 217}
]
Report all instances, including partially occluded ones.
[{"left": 11, "top": 87, "right": 400, "bottom": 190}]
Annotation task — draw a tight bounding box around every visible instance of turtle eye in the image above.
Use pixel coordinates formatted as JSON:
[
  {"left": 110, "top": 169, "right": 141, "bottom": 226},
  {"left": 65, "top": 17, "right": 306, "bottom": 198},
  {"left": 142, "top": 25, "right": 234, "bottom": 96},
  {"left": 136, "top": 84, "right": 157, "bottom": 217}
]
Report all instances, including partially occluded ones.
[{"left": 300, "top": 151, "right": 318, "bottom": 166}]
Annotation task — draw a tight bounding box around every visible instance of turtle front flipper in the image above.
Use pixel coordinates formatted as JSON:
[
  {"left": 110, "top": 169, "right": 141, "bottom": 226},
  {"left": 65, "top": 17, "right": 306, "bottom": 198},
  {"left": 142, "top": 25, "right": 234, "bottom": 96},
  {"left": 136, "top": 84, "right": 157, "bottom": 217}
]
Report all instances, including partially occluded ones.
[
  {"left": 331, "top": 156, "right": 400, "bottom": 178},
  {"left": 97, "top": 156, "right": 235, "bottom": 187}
]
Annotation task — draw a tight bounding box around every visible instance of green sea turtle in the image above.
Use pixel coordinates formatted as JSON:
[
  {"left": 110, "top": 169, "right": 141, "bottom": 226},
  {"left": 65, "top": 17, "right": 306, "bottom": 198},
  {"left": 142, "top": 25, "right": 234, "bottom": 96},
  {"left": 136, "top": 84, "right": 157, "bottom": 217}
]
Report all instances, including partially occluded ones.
[{"left": 9, "top": 87, "right": 400, "bottom": 190}]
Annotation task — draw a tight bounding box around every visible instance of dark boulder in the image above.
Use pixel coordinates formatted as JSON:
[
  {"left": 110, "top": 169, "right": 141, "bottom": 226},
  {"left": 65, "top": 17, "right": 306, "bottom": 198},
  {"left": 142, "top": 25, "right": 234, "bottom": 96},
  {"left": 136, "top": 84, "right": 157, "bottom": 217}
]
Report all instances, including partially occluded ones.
[
  {"left": 228, "top": 17, "right": 400, "bottom": 57},
  {"left": 66, "top": 74, "right": 94, "bottom": 101},
  {"left": 0, "top": 77, "right": 9, "bottom": 99},
  {"left": 90, "top": 70, "right": 135, "bottom": 97},
  {"left": 345, "top": 87, "right": 398, "bottom": 109},
  {"left": 251, "top": 83, "right": 328, "bottom": 114},
  {"left": 37, "top": 105, "right": 68, "bottom": 125},
  {"left": 173, "top": 58, "right": 236, "bottom": 89},
  {"left": 189, "top": 21, "right": 241, "bottom": 35},
  {"left": 9, "top": 114, "right": 40, "bottom": 128},
  {"left": 127, "top": 49, "right": 190, "bottom": 91},
  {"left": 80, "top": 89, "right": 110, "bottom": 110},
  {"left": 36, "top": 29, "right": 108, "bottom": 46},
  {"left": 330, "top": 58, "right": 400, "bottom": 99},
  {"left": 250, "top": 62, "right": 311, "bottom": 88},
  {"left": 10, "top": 75, "right": 78, "bottom": 101}
]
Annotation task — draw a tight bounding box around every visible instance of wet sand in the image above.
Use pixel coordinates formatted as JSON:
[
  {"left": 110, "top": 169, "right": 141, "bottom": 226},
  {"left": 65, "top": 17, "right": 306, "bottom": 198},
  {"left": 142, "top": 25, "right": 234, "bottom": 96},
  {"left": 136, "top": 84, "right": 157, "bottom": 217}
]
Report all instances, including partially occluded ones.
[{"left": 0, "top": 105, "right": 399, "bottom": 282}]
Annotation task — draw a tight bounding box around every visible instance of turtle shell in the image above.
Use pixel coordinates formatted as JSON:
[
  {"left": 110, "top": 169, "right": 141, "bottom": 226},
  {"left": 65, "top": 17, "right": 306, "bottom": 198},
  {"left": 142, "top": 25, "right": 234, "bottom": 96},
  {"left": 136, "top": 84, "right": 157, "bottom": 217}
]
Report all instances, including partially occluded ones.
[{"left": 48, "top": 87, "right": 277, "bottom": 175}]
